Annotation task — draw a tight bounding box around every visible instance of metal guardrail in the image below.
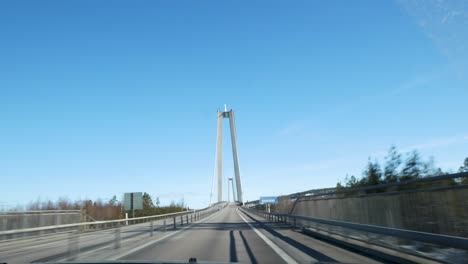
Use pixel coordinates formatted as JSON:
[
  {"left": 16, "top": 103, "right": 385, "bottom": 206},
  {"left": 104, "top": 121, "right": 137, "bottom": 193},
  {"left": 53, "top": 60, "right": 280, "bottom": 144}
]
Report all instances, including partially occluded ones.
[
  {"left": 0, "top": 204, "right": 227, "bottom": 262},
  {"left": 286, "top": 172, "right": 468, "bottom": 214},
  {"left": 0, "top": 210, "right": 82, "bottom": 215},
  {"left": 242, "top": 207, "right": 468, "bottom": 251},
  {"left": 0, "top": 210, "right": 85, "bottom": 232},
  {"left": 244, "top": 200, "right": 259, "bottom": 207},
  {"left": 294, "top": 172, "right": 468, "bottom": 201},
  {"left": 288, "top": 187, "right": 337, "bottom": 199},
  {"left": 0, "top": 210, "right": 82, "bottom": 214},
  {"left": 0, "top": 205, "right": 216, "bottom": 238}
]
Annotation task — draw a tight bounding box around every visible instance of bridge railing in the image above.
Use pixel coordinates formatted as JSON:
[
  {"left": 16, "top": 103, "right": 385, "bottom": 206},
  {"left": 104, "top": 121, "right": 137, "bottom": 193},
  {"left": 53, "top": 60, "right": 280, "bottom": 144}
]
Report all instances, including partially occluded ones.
[
  {"left": 0, "top": 210, "right": 84, "bottom": 231},
  {"left": 292, "top": 172, "right": 468, "bottom": 201},
  {"left": 0, "top": 203, "right": 226, "bottom": 261},
  {"left": 0, "top": 203, "right": 222, "bottom": 240},
  {"left": 242, "top": 207, "right": 468, "bottom": 263}
]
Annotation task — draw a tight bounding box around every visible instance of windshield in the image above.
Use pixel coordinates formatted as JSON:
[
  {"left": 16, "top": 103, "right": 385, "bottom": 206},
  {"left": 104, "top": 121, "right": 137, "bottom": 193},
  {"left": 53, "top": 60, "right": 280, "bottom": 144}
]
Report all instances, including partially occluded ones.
[{"left": 1, "top": 1, "right": 467, "bottom": 264}]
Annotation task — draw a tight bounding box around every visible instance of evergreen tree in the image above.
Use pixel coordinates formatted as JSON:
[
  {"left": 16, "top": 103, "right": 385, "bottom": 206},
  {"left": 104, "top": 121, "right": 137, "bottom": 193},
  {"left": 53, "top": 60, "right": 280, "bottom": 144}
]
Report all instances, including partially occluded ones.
[
  {"left": 401, "top": 150, "right": 422, "bottom": 181},
  {"left": 143, "top": 192, "right": 155, "bottom": 209},
  {"left": 345, "top": 175, "right": 359, "bottom": 188},
  {"left": 362, "top": 158, "right": 382, "bottom": 186},
  {"left": 433, "top": 167, "right": 446, "bottom": 176},
  {"left": 422, "top": 156, "right": 437, "bottom": 177},
  {"left": 155, "top": 197, "right": 161, "bottom": 207},
  {"left": 383, "top": 145, "right": 401, "bottom": 183},
  {"left": 459, "top": 157, "right": 468, "bottom": 184},
  {"left": 336, "top": 182, "right": 344, "bottom": 192},
  {"left": 459, "top": 157, "right": 468, "bottom": 173},
  {"left": 108, "top": 195, "right": 118, "bottom": 206}
]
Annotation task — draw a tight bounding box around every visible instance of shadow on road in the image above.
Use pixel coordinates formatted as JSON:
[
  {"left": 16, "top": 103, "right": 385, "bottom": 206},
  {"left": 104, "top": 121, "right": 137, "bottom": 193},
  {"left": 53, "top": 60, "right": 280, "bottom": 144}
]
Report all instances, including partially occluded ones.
[
  {"left": 229, "top": 229, "right": 258, "bottom": 264},
  {"left": 242, "top": 211, "right": 338, "bottom": 263},
  {"left": 190, "top": 222, "right": 253, "bottom": 231},
  {"left": 230, "top": 230, "right": 238, "bottom": 262},
  {"left": 240, "top": 230, "right": 258, "bottom": 264}
]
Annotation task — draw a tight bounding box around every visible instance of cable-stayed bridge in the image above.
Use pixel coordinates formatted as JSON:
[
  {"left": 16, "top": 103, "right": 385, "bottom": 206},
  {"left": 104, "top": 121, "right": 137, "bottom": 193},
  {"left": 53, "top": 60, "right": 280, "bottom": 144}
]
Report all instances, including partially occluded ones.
[{"left": 1, "top": 108, "right": 467, "bottom": 264}]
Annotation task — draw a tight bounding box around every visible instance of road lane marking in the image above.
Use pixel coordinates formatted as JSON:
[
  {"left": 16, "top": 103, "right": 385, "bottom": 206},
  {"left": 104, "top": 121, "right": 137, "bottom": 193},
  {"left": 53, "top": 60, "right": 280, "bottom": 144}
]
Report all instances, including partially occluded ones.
[
  {"left": 236, "top": 208, "right": 298, "bottom": 264},
  {"left": 109, "top": 205, "right": 227, "bottom": 260}
]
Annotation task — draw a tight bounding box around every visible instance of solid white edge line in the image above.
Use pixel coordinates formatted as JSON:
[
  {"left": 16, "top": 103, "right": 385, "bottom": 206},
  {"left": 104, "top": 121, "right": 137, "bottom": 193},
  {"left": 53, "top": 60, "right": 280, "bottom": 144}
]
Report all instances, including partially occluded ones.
[
  {"left": 236, "top": 208, "right": 298, "bottom": 264},
  {"left": 109, "top": 205, "right": 226, "bottom": 260}
]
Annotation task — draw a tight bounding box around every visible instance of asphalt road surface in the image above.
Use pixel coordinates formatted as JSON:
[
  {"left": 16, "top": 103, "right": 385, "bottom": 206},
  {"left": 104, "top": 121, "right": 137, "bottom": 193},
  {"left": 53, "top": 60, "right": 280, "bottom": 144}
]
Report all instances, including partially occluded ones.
[
  {"left": 0, "top": 203, "right": 382, "bottom": 263},
  {"left": 121, "top": 204, "right": 382, "bottom": 263},
  {"left": 0, "top": 206, "right": 221, "bottom": 263}
]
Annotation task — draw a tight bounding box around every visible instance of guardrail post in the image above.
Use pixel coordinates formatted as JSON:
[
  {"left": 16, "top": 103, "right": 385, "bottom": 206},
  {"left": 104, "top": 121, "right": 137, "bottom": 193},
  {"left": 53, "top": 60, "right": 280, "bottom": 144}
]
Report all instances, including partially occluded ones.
[
  {"left": 150, "top": 220, "right": 154, "bottom": 237},
  {"left": 186, "top": 215, "right": 188, "bottom": 225},
  {"left": 114, "top": 222, "right": 121, "bottom": 249},
  {"left": 173, "top": 216, "right": 176, "bottom": 229},
  {"left": 164, "top": 219, "right": 167, "bottom": 232},
  {"left": 67, "top": 230, "right": 80, "bottom": 260}
]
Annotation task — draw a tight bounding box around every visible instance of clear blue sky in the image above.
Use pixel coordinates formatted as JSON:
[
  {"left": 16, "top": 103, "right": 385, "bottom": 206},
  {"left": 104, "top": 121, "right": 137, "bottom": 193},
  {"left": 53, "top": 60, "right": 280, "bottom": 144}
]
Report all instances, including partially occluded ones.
[{"left": 1, "top": 1, "right": 467, "bottom": 209}]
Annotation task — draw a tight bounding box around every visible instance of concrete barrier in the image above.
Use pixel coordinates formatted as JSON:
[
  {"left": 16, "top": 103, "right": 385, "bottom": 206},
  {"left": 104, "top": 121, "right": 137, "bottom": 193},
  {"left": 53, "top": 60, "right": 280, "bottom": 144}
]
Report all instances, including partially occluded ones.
[{"left": 283, "top": 187, "right": 468, "bottom": 237}]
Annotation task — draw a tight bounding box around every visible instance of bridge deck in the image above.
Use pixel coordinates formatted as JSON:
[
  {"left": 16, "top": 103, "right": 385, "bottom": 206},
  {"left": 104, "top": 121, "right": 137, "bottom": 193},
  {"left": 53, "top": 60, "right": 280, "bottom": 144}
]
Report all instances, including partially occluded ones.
[
  {"left": 122, "top": 204, "right": 381, "bottom": 263},
  {"left": 0, "top": 204, "right": 383, "bottom": 263}
]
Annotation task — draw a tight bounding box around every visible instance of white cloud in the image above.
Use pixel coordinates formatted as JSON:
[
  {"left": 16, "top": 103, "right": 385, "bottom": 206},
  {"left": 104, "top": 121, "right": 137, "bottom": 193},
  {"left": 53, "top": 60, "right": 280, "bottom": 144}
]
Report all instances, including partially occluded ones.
[
  {"left": 276, "top": 120, "right": 307, "bottom": 136},
  {"left": 268, "top": 134, "right": 468, "bottom": 177},
  {"left": 401, "top": 134, "right": 468, "bottom": 152},
  {"left": 398, "top": 0, "right": 468, "bottom": 65}
]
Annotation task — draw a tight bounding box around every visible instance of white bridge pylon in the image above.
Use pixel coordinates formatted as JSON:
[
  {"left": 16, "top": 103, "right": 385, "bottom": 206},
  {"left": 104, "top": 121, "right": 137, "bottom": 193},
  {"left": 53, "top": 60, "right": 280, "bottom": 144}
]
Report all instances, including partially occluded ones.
[{"left": 215, "top": 106, "right": 243, "bottom": 203}]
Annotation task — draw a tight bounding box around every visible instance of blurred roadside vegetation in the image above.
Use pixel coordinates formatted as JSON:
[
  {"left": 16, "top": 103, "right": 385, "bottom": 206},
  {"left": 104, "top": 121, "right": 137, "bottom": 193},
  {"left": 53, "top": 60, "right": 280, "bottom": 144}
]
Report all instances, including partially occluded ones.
[
  {"left": 336, "top": 145, "right": 468, "bottom": 195},
  {"left": 24, "top": 193, "right": 187, "bottom": 221}
]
